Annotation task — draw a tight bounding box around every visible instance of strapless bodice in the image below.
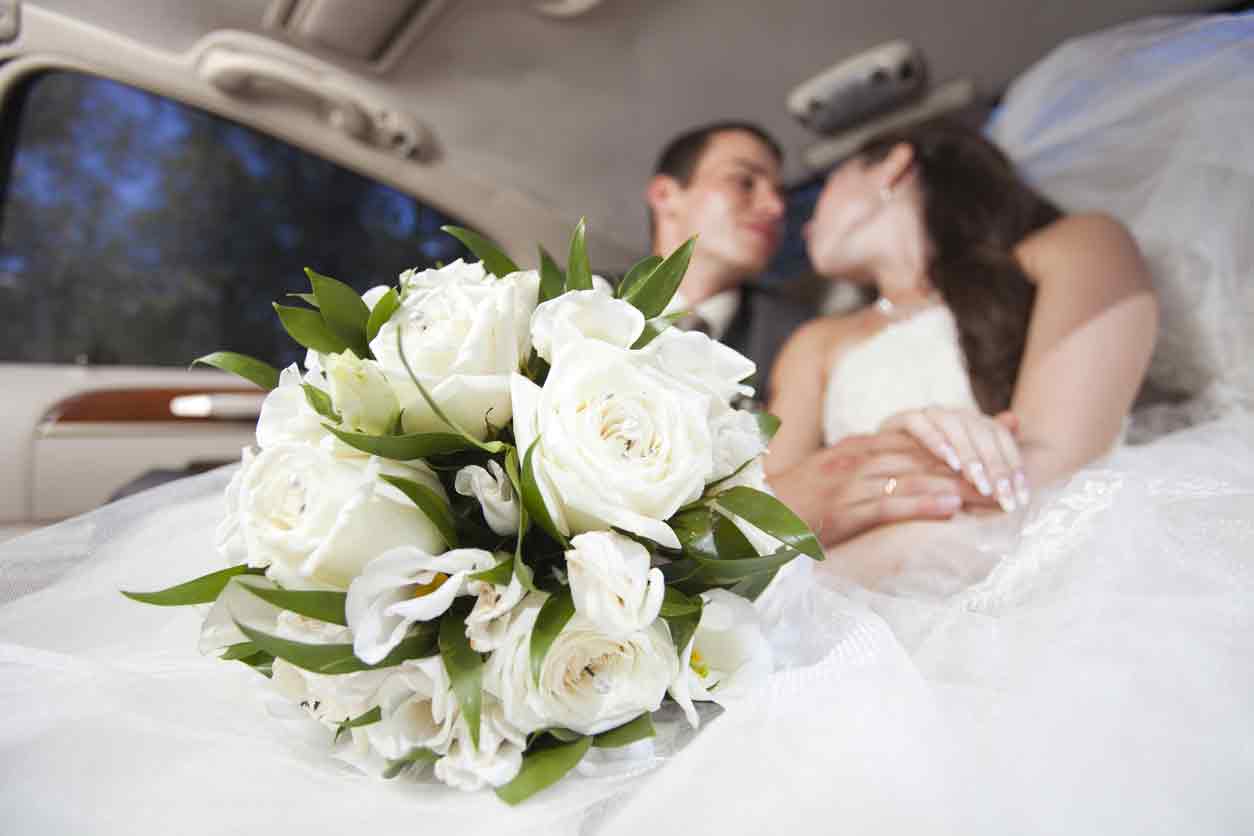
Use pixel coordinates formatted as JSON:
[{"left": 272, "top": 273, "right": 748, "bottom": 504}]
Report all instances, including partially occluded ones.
[{"left": 822, "top": 305, "right": 978, "bottom": 445}]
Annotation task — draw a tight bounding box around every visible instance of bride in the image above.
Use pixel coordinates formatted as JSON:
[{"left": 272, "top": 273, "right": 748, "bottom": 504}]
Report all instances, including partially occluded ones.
[
  {"left": 766, "top": 118, "right": 1158, "bottom": 580},
  {"left": 600, "top": 16, "right": 1254, "bottom": 835}
]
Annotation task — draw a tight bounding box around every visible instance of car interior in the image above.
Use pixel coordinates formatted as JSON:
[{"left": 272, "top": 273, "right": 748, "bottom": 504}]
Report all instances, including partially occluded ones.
[{"left": 0, "top": 0, "right": 1248, "bottom": 540}]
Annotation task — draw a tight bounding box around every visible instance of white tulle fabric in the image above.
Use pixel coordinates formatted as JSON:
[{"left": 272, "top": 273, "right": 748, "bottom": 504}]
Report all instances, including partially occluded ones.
[
  {"left": 822, "top": 305, "right": 977, "bottom": 444},
  {"left": 4, "top": 13, "right": 1254, "bottom": 835},
  {"left": 988, "top": 12, "right": 1254, "bottom": 438}
]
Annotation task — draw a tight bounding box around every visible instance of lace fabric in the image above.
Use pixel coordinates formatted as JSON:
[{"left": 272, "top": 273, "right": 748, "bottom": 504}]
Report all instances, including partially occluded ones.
[{"left": 822, "top": 305, "right": 978, "bottom": 444}]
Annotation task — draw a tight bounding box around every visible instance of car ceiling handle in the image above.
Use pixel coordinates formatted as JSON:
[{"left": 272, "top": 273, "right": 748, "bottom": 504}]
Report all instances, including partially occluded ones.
[{"left": 201, "top": 49, "right": 372, "bottom": 141}]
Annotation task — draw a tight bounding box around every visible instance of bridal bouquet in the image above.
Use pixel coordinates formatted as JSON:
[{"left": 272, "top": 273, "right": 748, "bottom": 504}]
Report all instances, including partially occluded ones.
[{"left": 124, "top": 222, "right": 821, "bottom": 803}]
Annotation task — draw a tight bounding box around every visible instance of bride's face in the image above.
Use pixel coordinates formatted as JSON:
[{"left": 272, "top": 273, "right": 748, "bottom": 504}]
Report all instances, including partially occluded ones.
[{"left": 804, "top": 156, "right": 886, "bottom": 281}]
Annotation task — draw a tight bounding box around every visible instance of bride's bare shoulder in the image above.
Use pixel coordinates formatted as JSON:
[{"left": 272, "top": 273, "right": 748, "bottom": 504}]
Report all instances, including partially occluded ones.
[
  {"left": 1016, "top": 213, "right": 1150, "bottom": 293},
  {"left": 777, "top": 309, "right": 876, "bottom": 372}
]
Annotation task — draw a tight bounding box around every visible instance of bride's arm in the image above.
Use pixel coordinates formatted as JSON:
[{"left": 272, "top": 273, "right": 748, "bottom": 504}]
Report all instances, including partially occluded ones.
[
  {"left": 1012, "top": 213, "right": 1159, "bottom": 484},
  {"left": 763, "top": 317, "right": 840, "bottom": 475}
]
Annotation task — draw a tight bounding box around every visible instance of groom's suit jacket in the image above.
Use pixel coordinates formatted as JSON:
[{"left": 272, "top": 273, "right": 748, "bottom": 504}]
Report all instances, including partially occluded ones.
[{"left": 720, "top": 283, "right": 814, "bottom": 404}]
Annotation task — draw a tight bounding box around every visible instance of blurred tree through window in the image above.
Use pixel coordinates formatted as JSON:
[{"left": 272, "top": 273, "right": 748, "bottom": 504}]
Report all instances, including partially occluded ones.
[{"left": 0, "top": 71, "right": 472, "bottom": 369}]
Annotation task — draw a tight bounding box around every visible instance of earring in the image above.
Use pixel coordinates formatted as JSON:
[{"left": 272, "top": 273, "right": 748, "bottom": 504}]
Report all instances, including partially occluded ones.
[{"left": 879, "top": 185, "right": 893, "bottom": 203}]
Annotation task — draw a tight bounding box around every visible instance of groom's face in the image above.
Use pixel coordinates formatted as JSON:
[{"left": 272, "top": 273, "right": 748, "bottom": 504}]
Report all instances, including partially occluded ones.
[{"left": 664, "top": 130, "right": 785, "bottom": 275}]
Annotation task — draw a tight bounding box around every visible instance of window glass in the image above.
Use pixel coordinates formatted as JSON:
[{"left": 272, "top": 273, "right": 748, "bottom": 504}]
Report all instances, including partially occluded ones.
[{"left": 0, "top": 72, "right": 471, "bottom": 368}]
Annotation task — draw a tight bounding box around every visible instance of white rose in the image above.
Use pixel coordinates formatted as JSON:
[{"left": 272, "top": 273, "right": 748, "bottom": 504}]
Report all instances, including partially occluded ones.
[
  {"left": 433, "top": 702, "right": 526, "bottom": 791},
  {"left": 362, "top": 656, "right": 459, "bottom": 761},
  {"left": 454, "top": 460, "right": 521, "bottom": 536},
  {"left": 346, "top": 547, "right": 497, "bottom": 664},
  {"left": 465, "top": 569, "right": 526, "bottom": 653},
  {"left": 529, "top": 290, "right": 645, "bottom": 363},
  {"left": 225, "top": 443, "right": 447, "bottom": 590},
  {"left": 566, "top": 531, "right": 665, "bottom": 638},
  {"left": 485, "top": 592, "right": 678, "bottom": 736},
  {"left": 709, "top": 404, "right": 768, "bottom": 483},
  {"left": 641, "top": 327, "right": 756, "bottom": 404},
  {"left": 511, "top": 338, "right": 714, "bottom": 549},
  {"left": 370, "top": 261, "right": 539, "bottom": 440},
  {"left": 669, "top": 588, "right": 774, "bottom": 728},
  {"left": 256, "top": 364, "right": 333, "bottom": 450},
  {"left": 322, "top": 350, "right": 399, "bottom": 436}
]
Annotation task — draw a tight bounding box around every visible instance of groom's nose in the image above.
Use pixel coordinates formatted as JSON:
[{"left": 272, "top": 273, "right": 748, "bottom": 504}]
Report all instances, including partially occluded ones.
[{"left": 756, "top": 184, "right": 785, "bottom": 220}]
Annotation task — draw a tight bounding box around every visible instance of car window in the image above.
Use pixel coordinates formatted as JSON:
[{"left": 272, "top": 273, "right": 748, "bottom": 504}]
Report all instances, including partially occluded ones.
[{"left": 0, "top": 71, "right": 471, "bottom": 369}]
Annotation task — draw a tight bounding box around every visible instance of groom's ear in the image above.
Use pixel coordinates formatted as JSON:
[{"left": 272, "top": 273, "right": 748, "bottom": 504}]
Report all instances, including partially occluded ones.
[
  {"left": 880, "top": 143, "right": 916, "bottom": 190},
  {"left": 646, "top": 174, "right": 683, "bottom": 218}
]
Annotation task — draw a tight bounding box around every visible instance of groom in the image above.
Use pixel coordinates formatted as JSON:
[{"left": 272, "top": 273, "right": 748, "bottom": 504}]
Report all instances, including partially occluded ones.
[{"left": 647, "top": 121, "right": 984, "bottom": 546}]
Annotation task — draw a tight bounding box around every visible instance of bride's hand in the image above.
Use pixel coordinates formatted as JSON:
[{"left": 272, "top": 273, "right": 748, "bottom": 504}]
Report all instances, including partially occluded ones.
[{"left": 882, "top": 407, "right": 1030, "bottom": 512}]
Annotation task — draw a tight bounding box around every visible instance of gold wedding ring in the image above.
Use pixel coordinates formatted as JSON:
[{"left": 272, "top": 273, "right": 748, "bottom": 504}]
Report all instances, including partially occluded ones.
[{"left": 883, "top": 476, "right": 898, "bottom": 497}]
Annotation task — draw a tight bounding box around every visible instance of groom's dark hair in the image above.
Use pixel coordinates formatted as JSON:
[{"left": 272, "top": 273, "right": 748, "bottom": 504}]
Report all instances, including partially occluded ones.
[{"left": 653, "top": 120, "right": 782, "bottom": 186}]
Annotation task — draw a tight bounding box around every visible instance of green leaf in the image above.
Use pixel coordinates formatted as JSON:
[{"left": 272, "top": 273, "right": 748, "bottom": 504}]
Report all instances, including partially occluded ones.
[
  {"left": 681, "top": 548, "right": 800, "bottom": 586},
  {"left": 222, "top": 644, "right": 275, "bottom": 678},
  {"left": 273, "top": 303, "right": 351, "bottom": 355},
  {"left": 593, "top": 712, "right": 656, "bottom": 748},
  {"left": 305, "top": 268, "right": 371, "bottom": 357},
  {"left": 663, "top": 601, "right": 703, "bottom": 662},
  {"left": 630, "top": 320, "right": 667, "bottom": 350},
  {"left": 469, "top": 555, "right": 514, "bottom": 585},
  {"left": 729, "top": 569, "right": 780, "bottom": 602},
  {"left": 365, "top": 287, "right": 401, "bottom": 344},
  {"left": 669, "top": 506, "right": 716, "bottom": 560},
  {"left": 620, "top": 236, "right": 695, "bottom": 319},
  {"left": 504, "top": 449, "right": 538, "bottom": 592},
  {"left": 543, "top": 727, "right": 583, "bottom": 743},
  {"left": 239, "top": 584, "right": 347, "bottom": 626},
  {"left": 234, "top": 620, "right": 437, "bottom": 674},
  {"left": 441, "top": 225, "right": 519, "bottom": 278},
  {"left": 565, "top": 218, "right": 592, "bottom": 292},
  {"left": 495, "top": 736, "right": 592, "bottom": 805},
  {"left": 219, "top": 641, "right": 264, "bottom": 661},
  {"left": 302, "top": 383, "right": 341, "bottom": 422},
  {"left": 439, "top": 600, "right": 484, "bottom": 750},
  {"left": 712, "top": 486, "right": 824, "bottom": 562},
  {"left": 382, "top": 746, "right": 439, "bottom": 779},
  {"left": 756, "top": 412, "right": 782, "bottom": 441},
  {"left": 616, "top": 255, "right": 663, "bottom": 299},
  {"left": 538, "top": 246, "right": 565, "bottom": 305},
  {"left": 713, "top": 514, "right": 758, "bottom": 560},
  {"left": 659, "top": 586, "right": 702, "bottom": 617},
  {"left": 192, "top": 351, "right": 280, "bottom": 391},
  {"left": 122, "top": 564, "right": 262, "bottom": 606},
  {"left": 334, "top": 706, "right": 382, "bottom": 742},
  {"left": 324, "top": 425, "right": 476, "bottom": 460},
  {"left": 520, "top": 438, "right": 569, "bottom": 548},
  {"left": 530, "top": 589, "right": 575, "bottom": 685},
  {"left": 380, "top": 475, "right": 458, "bottom": 549},
  {"left": 287, "top": 292, "right": 319, "bottom": 307}
]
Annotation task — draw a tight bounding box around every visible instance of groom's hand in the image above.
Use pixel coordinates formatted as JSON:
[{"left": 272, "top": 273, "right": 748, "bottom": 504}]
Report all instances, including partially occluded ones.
[{"left": 766, "top": 429, "right": 988, "bottom": 548}]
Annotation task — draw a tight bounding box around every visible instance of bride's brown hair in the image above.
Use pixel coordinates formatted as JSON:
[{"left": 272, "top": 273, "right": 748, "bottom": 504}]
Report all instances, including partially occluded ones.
[{"left": 857, "top": 119, "right": 1062, "bottom": 414}]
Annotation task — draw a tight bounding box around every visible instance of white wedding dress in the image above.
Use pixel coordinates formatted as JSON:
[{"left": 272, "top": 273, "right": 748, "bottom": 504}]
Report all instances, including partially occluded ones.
[
  {"left": 821, "top": 303, "right": 977, "bottom": 444},
  {"left": 4, "top": 14, "right": 1254, "bottom": 836}
]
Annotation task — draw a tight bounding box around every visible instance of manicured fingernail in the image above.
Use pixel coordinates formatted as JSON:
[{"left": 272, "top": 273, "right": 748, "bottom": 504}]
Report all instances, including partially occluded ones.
[
  {"left": 1014, "top": 470, "right": 1031, "bottom": 506},
  {"left": 968, "top": 461, "right": 992, "bottom": 496},
  {"left": 936, "top": 494, "right": 962, "bottom": 513},
  {"left": 940, "top": 444, "right": 961, "bottom": 472},
  {"left": 995, "top": 478, "right": 1017, "bottom": 512}
]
